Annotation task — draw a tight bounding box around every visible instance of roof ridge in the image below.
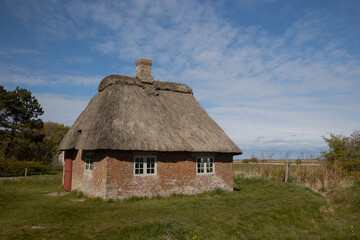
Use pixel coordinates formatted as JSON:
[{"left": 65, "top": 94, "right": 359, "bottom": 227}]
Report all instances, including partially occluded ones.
[{"left": 98, "top": 74, "right": 193, "bottom": 94}]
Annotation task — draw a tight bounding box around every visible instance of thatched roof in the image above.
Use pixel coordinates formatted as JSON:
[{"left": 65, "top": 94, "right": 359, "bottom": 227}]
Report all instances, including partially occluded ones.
[{"left": 59, "top": 74, "right": 241, "bottom": 154}]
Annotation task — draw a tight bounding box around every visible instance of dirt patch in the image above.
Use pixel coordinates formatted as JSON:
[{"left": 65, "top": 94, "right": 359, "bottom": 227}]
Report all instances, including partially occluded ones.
[
  {"left": 45, "top": 192, "right": 69, "bottom": 197},
  {"left": 70, "top": 199, "right": 86, "bottom": 202},
  {"left": 319, "top": 206, "right": 335, "bottom": 213},
  {"left": 31, "top": 226, "right": 45, "bottom": 230}
]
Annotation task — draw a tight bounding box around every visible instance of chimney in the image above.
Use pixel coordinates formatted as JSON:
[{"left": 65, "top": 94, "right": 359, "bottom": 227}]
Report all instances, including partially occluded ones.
[{"left": 135, "top": 59, "right": 154, "bottom": 84}]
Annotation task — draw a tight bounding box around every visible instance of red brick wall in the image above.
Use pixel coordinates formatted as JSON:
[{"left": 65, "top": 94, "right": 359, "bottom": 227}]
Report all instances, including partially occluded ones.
[
  {"left": 71, "top": 150, "right": 108, "bottom": 198},
  {"left": 71, "top": 150, "right": 234, "bottom": 199}
]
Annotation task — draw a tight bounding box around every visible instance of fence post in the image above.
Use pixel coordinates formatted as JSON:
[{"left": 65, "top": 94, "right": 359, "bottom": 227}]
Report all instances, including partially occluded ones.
[
  {"left": 25, "top": 168, "right": 28, "bottom": 177},
  {"left": 284, "top": 161, "right": 289, "bottom": 182}
]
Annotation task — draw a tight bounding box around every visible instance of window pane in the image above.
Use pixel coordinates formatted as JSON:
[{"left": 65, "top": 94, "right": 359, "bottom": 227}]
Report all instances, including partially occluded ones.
[
  {"left": 208, "top": 165, "right": 213, "bottom": 173},
  {"left": 197, "top": 159, "right": 204, "bottom": 173},
  {"left": 197, "top": 157, "right": 215, "bottom": 174},
  {"left": 135, "top": 156, "right": 156, "bottom": 175}
]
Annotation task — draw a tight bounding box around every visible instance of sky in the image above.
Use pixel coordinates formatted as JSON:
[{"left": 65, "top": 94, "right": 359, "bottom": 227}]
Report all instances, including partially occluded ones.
[{"left": 0, "top": 0, "right": 359, "bottom": 159}]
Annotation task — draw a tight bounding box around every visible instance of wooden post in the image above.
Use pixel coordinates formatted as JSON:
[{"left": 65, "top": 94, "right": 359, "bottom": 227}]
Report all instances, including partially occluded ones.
[
  {"left": 296, "top": 163, "right": 300, "bottom": 176},
  {"left": 284, "top": 161, "right": 289, "bottom": 182},
  {"left": 25, "top": 168, "right": 28, "bottom": 177}
]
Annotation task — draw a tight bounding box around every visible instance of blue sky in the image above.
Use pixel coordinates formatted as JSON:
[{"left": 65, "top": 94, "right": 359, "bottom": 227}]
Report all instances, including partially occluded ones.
[{"left": 1, "top": 0, "right": 359, "bottom": 159}]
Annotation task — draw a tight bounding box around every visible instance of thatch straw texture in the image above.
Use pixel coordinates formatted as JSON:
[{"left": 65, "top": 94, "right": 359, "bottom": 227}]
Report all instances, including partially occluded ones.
[{"left": 59, "top": 75, "right": 241, "bottom": 154}]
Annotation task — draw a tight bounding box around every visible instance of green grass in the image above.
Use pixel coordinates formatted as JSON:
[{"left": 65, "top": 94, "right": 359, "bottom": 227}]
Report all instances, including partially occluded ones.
[{"left": 0, "top": 174, "right": 359, "bottom": 239}]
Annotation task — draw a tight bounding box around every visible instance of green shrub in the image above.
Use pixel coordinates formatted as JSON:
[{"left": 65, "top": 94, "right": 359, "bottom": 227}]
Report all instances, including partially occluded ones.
[
  {"left": 242, "top": 157, "right": 259, "bottom": 163},
  {"left": 0, "top": 158, "right": 52, "bottom": 177},
  {"left": 322, "top": 130, "right": 360, "bottom": 175}
]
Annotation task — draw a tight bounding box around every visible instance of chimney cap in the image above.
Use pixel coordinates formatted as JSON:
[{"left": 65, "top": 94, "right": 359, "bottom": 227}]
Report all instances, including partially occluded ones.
[{"left": 135, "top": 59, "right": 152, "bottom": 66}]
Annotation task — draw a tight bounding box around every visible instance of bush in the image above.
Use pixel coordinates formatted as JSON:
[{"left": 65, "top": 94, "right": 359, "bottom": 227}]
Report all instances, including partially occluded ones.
[
  {"left": 242, "top": 157, "right": 259, "bottom": 163},
  {"left": 0, "top": 158, "right": 52, "bottom": 177},
  {"left": 322, "top": 130, "right": 360, "bottom": 175}
]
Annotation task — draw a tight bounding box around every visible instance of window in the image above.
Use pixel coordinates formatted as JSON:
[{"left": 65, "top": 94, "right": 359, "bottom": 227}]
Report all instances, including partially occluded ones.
[
  {"left": 134, "top": 156, "right": 156, "bottom": 175},
  {"left": 85, "top": 152, "right": 94, "bottom": 171},
  {"left": 196, "top": 157, "right": 214, "bottom": 174}
]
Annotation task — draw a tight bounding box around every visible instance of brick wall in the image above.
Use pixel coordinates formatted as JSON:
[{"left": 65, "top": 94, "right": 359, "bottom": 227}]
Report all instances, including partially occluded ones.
[
  {"left": 71, "top": 150, "right": 108, "bottom": 198},
  {"left": 70, "top": 150, "right": 234, "bottom": 199}
]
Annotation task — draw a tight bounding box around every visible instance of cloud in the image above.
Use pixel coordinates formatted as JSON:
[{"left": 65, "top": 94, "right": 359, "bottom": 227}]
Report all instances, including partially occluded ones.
[
  {"left": 94, "top": 40, "right": 116, "bottom": 54},
  {"left": 65, "top": 56, "right": 93, "bottom": 64},
  {"left": 2, "top": 0, "right": 360, "bottom": 157},
  {"left": 34, "top": 93, "right": 90, "bottom": 126},
  {"left": 0, "top": 48, "right": 44, "bottom": 58},
  {"left": 0, "top": 63, "right": 101, "bottom": 87}
]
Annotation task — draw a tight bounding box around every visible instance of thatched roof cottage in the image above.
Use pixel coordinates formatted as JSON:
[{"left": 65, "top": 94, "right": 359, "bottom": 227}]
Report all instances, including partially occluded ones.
[{"left": 59, "top": 59, "right": 242, "bottom": 199}]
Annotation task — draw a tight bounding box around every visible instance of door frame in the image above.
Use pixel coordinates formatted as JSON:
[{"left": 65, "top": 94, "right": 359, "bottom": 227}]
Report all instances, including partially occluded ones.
[{"left": 63, "top": 149, "right": 74, "bottom": 191}]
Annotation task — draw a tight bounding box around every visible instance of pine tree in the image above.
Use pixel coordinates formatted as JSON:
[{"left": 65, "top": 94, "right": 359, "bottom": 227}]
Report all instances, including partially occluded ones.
[{"left": 0, "top": 86, "right": 44, "bottom": 160}]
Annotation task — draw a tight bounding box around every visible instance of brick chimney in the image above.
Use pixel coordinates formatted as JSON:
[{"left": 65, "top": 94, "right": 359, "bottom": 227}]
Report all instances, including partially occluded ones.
[{"left": 135, "top": 59, "right": 154, "bottom": 84}]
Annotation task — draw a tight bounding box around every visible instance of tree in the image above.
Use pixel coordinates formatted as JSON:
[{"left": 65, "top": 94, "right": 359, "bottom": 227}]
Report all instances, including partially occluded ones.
[
  {"left": 37, "top": 122, "right": 70, "bottom": 164},
  {"left": 0, "top": 86, "right": 44, "bottom": 160},
  {"left": 322, "top": 130, "right": 360, "bottom": 173}
]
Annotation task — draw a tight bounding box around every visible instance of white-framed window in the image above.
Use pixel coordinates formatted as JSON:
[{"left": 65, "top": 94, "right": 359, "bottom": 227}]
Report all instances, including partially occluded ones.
[
  {"left": 134, "top": 156, "right": 157, "bottom": 176},
  {"left": 85, "top": 152, "right": 94, "bottom": 171},
  {"left": 196, "top": 157, "right": 214, "bottom": 174}
]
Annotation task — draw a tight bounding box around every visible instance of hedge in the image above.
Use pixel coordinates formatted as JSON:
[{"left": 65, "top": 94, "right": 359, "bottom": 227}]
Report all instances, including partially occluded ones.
[{"left": 0, "top": 159, "right": 52, "bottom": 177}]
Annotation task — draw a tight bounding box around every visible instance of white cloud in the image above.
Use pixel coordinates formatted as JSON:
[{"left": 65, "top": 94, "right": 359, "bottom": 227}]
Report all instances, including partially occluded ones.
[
  {"left": 2, "top": 0, "right": 360, "bottom": 157},
  {"left": 0, "top": 63, "right": 101, "bottom": 87},
  {"left": 52, "top": 75, "right": 100, "bottom": 87},
  {"left": 0, "top": 47, "right": 44, "bottom": 57},
  {"left": 34, "top": 93, "right": 90, "bottom": 126},
  {"left": 94, "top": 40, "right": 116, "bottom": 54}
]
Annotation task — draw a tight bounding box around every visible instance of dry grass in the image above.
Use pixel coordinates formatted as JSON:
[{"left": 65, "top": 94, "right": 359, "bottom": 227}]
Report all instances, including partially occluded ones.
[
  {"left": 234, "top": 161, "right": 354, "bottom": 193},
  {"left": 294, "top": 162, "right": 354, "bottom": 192}
]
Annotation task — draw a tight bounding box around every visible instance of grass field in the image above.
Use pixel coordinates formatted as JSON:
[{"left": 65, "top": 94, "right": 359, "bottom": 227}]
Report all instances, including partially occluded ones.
[{"left": 1, "top": 174, "right": 359, "bottom": 239}]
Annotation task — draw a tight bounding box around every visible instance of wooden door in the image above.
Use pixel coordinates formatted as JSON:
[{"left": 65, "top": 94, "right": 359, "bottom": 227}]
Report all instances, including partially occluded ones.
[{"left": 63, "top": 150, "right": 73, "bottom": 191}]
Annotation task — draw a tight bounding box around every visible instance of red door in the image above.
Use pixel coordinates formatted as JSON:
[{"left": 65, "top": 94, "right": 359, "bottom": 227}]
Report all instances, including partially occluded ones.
[{"left": 64, "top": 150, "right": 73, "bottom": 191}]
